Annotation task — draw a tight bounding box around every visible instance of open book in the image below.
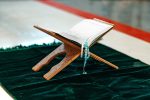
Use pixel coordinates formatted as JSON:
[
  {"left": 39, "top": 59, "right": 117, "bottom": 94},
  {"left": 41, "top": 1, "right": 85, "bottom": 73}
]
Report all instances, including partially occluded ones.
[{"left": 59, "top": 19, "right": 114, "bottom": 47}]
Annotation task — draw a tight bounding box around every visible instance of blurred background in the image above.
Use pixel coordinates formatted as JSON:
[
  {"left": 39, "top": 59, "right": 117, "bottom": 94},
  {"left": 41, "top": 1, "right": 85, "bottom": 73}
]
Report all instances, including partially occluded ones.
[
  {"left": 0, "top": 0, "right": 149, "bottom": 48},
  {"left": 56, "top": 0, "right": 150, "bottom": 32}
]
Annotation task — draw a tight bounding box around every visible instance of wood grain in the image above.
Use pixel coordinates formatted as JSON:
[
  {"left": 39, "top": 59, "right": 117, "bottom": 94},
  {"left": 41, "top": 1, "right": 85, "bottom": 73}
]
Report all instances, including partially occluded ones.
[{"left": 33, "top": 25, "right": 118, "bottom": 80}]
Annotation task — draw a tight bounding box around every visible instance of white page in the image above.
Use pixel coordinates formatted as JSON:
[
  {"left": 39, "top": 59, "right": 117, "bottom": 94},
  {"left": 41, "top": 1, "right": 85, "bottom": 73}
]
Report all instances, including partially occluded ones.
[{"left": 60, "top": 19, "right": 113, "bottom": 46}]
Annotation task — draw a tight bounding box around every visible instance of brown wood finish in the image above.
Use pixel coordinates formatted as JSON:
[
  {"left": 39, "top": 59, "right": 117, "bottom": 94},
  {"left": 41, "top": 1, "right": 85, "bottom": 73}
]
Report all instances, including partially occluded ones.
[{"left": 32, "top": 24, "right": 119, "bottom": 80}]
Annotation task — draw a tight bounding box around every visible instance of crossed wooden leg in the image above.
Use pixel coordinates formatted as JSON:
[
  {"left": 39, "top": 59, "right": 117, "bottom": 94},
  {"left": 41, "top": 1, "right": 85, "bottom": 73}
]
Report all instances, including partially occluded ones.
[{"left": 32, "top": 43, "right": 80, "bottom": 80}]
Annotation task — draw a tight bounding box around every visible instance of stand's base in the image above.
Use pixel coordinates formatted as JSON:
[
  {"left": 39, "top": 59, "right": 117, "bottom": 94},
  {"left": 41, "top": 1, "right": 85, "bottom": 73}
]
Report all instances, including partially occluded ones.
[
  {"left": 32, "top": 43, "right": 81, "bottom": 80},
  {"left": 32, "top": 44, "right": 118, "bottom": 80}
]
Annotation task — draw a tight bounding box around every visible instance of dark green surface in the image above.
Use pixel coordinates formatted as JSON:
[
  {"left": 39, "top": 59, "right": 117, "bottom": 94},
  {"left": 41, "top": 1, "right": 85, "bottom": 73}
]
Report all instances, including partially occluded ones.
[{"left": 0, "top": 43, "right": 150, "bottom": 100}]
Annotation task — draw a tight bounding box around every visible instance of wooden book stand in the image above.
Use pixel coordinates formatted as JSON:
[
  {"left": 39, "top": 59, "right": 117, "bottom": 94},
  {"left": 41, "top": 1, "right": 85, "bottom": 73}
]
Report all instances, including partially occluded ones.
[{"left": 32, "top": 26, "right": 119, "bottom": 80}]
